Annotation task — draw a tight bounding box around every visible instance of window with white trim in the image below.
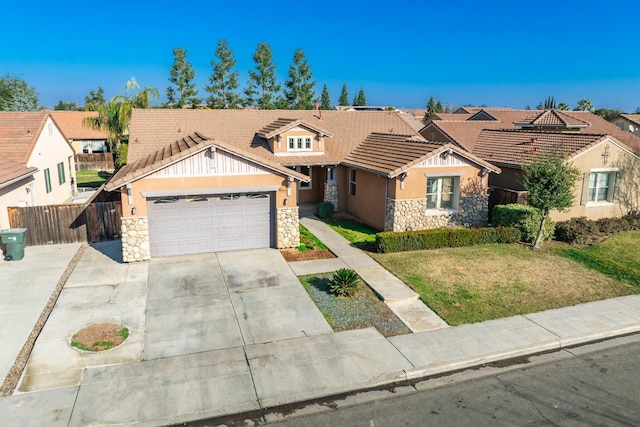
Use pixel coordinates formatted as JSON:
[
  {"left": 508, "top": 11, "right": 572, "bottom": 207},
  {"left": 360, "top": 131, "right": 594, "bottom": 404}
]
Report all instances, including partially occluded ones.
[
  {"left": 44, "top": 168, "right": 52, "bottom": 193},
  {"left": 287, "top": 136, "right": 313, "bottom": 152},
  {"left": 57, "top": 162, "right": 66, "bottom": 185},
  {"left": 586, "top": 171, "right": 617, "bottom": 203},
  {"left": 426, "top": 176, "right": 458, "bottom": 210}
]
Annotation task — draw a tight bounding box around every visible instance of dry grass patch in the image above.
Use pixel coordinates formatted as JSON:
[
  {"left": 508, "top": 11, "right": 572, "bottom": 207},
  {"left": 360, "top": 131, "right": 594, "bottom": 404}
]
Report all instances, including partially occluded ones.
[{"left": 370, "top": 243, "right": 636, "bottom": 325}]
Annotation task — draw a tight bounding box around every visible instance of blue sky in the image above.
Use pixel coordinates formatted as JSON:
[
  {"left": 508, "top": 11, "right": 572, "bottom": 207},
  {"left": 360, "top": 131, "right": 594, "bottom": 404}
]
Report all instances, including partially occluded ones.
[{"left": 2, "top": 0, "right": 639, "bottom": 111}]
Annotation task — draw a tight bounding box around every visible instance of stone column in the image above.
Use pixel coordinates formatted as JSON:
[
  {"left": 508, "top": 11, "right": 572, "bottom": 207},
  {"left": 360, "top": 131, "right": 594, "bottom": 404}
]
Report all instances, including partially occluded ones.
[
  {"left": 276, "top": 207, "right": 300, "bottom": 248},
  {"left": 120, "top": 217, "right": 150, "bottom": 263},
  {"left": 324, "top": 182, "right": 339, "bottom": 211}
]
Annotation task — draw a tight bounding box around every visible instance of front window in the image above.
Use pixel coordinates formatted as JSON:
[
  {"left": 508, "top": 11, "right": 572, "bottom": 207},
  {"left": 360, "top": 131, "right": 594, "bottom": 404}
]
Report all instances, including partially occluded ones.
[
  {"left": 426, "top": 177, "right": 456, "bottom": 210},
  {"left": 287, "top": 136, "right": 313, "bottom": 152},
  {"left": 588, "top": 172, "right": 617, "bottom": 203}
]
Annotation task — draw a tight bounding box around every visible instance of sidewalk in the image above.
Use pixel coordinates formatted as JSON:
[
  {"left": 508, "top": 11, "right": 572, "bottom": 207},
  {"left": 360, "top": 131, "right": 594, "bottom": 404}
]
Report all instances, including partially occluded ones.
[{"left": 1, "top": 237, "right": 640, "bottom": 426}]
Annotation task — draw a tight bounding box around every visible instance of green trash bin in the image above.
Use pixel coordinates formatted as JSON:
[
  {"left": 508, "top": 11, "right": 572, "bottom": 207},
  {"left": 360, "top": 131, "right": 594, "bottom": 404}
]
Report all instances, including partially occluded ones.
[{"left": 0, "top": 228, "right": 28, "bottom": 261}]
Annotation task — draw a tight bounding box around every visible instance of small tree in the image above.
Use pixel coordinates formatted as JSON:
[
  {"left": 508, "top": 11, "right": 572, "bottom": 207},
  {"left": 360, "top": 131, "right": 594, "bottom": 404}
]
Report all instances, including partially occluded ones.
[
  {"left": 319, "top": 84, "right": 331, "bottom": 110},
  {"left": 574, "top": 98, "right": 594, "bottom": 112},
  {"left": 557, "top": 102, "right": 570, "bottom": 111},
  {"left": 425, "top": 96, "right": 437, "bottom": 120},
  {"left": 522, "top": 154, "right": 580, "bottom": 248},
  {"left": 338, "top": 83, "right": 349, "bottom": 106}
]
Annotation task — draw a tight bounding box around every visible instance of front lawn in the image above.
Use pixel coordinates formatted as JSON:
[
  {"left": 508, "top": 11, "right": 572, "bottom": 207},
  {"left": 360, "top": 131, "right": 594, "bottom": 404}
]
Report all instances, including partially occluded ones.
[
  {"left": 325, "top": 219, "right": 378, "bottom": 248},
  {"left": 299, "top": 272, "right": 411, "bottom": 337},
  {"left": 370, "top": 237, "right": 638, "bottom": 325},
  {"left": 76, "top": 169, "right": 112, "bottom": 188}
]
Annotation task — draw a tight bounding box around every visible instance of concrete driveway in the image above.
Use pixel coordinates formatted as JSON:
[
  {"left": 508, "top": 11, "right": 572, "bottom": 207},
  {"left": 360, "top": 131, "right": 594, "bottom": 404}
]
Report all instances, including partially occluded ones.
[{"left": 145, "top": 248, "right": 332, "bottom": 360}]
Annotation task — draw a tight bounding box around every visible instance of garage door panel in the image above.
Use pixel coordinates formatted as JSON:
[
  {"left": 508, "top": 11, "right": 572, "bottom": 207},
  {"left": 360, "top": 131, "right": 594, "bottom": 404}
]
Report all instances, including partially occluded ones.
[{"left": 147, "top": 192, "right": 273, "bottom": 257}]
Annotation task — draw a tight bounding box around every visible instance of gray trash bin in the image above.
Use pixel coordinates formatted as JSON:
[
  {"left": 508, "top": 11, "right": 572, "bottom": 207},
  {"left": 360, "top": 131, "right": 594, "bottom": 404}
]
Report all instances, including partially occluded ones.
[{"left": 0, "top": 228, "right": 28, "bottom": 261}]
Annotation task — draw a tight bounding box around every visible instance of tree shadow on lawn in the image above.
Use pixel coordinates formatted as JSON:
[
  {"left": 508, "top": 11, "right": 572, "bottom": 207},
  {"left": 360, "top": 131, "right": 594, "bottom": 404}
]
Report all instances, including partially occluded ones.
[{"left": 308, "top": 276, "right": 333, "bottom": 296}]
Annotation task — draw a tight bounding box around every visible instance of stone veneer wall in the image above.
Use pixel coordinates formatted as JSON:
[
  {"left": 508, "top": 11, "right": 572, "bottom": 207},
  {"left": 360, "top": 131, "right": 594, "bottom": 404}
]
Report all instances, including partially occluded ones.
[
  {"left": 277, "top": 207, "right": 300, "bottom": 248},
  {"left": 121, "top": 217, "right": 150, "bottom": 263},
  {"left": 384, "top": 195, "right": 489, "bottom": 232},
  {"left": 324, "top": 182, "right": 338, "bottom": 210}
]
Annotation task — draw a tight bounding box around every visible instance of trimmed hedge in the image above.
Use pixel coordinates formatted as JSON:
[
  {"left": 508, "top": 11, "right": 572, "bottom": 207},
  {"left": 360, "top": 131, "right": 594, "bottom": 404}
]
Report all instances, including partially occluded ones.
[
  {"left": 317, "top": 202, "right": 334, "bottom": 219},
  {"left": 492, "top": 204, "right": 555, "bottom": 243},
  {"left": 555, "top": 214, "right": 640, "bottom": 244},
  {"left": 376, "top": 227, "right": 521, "bottom": 253}
]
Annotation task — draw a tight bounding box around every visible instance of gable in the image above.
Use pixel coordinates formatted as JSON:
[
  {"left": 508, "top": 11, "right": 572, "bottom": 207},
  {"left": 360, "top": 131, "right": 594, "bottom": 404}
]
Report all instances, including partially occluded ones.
[
  {"left": 411, "top": 152, "right": 477, "bottom": 169},
  {"left": 467, "top": 111, "right": 497, "bottom": 121},
  {"left": 149, "top": 148, "right": 271, "bottom": 178}
]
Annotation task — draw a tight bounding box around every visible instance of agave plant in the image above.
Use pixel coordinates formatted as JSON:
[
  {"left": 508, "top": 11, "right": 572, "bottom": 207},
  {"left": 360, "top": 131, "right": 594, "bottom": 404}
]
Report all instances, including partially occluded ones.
[{"left": 329, "top": 268, "right": 359, "bottom": 297}]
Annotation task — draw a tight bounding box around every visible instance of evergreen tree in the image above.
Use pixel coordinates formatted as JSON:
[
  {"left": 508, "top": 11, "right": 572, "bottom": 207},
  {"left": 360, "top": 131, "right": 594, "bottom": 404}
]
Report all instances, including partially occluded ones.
[
  {"left": 0, "top": 74, "right": 39, "bottom": 111},
  {"left": 435, "top": 100, "right": 444, "bottom": 113},
  {"left": 84, "top": 87, "right": 106, "bottom": 111},
  {"left": 353, "top": 88, "right": 366, "bottom": 106},
  {"left": 206, "top": 39, "right": 240, "bottom": 109},
  {"left": 284, "top": 49, "right": 316, "bottom": 109},
  {"left": 166, "top": 47, "right": 200, "bottom": 108},
  {"left": 54, "top": 100, "right": 80, "bottom": 110},
  {"left": 244, "top": 42, "right": 281, "bottom": 109},
  {"left": 319, "top": 84, "right": 331, "bottom": 110},
  {"left": 425, "top": 96, "right": 437, "bottom": 120},
  {"left": 338, "top": 83, "right": 349, "bottom": 106}
]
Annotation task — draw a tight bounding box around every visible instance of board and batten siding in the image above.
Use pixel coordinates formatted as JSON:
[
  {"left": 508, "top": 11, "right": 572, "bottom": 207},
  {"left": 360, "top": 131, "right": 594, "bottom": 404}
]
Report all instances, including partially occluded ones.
[
  {"left": 412, "top": 152, "right": 473, "bottom": 168},
  {"left": 150, "top": 148, "right": 271, "bottom": 177}
]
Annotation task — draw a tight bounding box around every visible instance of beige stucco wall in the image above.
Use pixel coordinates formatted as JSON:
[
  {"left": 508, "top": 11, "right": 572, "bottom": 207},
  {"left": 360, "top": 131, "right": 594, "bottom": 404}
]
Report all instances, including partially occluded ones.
[
  {"left": 0, "top": 176, "right": 36, "bottom": 229},
  {"left": 297, "top": 165, "right": 325, "bottom": 204},
  {"left": 121, "top": 173, "right": 297, "bottom": 218},
  {"left": 26, "top": 117, "right": 76, "bottom": 206},
  {"left": 611, "top": 117, "right": 640, "bottom": 137},
  {"left": 388, "top": 164, "right": 486, "bottom": 199},
  {"left": 344, "top": 168, "right": 387, "bottom": 230}
]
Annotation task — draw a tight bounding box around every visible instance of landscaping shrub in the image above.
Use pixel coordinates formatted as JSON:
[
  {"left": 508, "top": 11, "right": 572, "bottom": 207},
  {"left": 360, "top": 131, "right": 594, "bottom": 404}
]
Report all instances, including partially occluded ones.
[
  {"left": 492, "top": 204, "right": 554, "bottom": 243},
  {"left": 329, "top": 268, "right": 359, "bottom": 297},
  {"left": 317, "top": 202, "right": 334, "bottom": 219},
  {"left": 555, "top": 214, "right": 640, "bottom": 244},
  {"left": 376, "top": 227, "right": 521, "bottom": 253}
]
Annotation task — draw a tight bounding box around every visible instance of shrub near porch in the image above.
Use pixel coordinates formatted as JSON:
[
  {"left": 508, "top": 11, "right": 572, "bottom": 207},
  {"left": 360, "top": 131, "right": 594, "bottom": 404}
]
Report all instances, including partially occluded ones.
[{"left": 370, "top": 242, "right": 636, "bottom": 325}]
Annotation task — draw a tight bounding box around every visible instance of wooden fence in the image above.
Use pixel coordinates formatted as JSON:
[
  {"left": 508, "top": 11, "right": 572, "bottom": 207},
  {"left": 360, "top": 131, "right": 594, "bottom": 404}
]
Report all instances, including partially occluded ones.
[
  {"left": 75, "top": 153, "right": 114, "bottom": 172},
  {"left": 488, "top": 188, "right": 528, "bottom": 221},
  {"left": 8, "top": 201, "right": 122, "bottom": 246}
]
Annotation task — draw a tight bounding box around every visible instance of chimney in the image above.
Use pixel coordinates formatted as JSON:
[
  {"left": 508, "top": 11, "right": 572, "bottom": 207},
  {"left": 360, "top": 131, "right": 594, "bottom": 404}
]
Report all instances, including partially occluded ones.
[
  {"left": 314, "top": 101, "right": 319, "bottom": 111},
  {"left": 319, "top": 110, "right": 323, "bottom": 120}
]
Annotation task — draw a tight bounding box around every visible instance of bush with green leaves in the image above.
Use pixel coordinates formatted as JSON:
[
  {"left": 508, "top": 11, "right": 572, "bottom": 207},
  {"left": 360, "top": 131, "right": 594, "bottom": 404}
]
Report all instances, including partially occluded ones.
[
  {"left": 376, "top": 227, "right": 521, "bottom": 253},
  {"left": 329, "top": 268, "right": 359, "bottom": 297},
  {"left": 317, "top": 202, "right": 334, "bottom": 219},
  {"left": 492, "top": 204, "right": 554, "bottom": 243},
  {"left": 555, "top": 214, "right": 640, "bottom": 244}
]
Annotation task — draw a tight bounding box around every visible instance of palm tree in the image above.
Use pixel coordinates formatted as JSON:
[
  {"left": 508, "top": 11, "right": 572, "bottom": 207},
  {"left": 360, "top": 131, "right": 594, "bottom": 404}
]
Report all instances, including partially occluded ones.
[{"left": 83, "top": 78, "right": 158, "bottom": 168}]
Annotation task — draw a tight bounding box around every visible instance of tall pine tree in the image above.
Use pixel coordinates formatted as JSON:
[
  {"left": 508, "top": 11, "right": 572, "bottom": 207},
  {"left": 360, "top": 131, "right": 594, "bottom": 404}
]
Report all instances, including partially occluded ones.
[
  {"left": 353, "top": 88, "right": 366, "bottom": 106},
  {"left": 244, "top": 42, "right": 281, "bottom": 109},
  {"left": 206, "top": 39, "right": 240, "bottom": 109},
  {"left": 319, "top": 84, "right": 331, "bottom": 110},
  {"left": 283, "top": 49, "right": 316, "bottom": 110},
  {"left": 166, "top": 47, "right": 200, "bottom": 108},
  {"left": 338, "top": 83, "right": 349, "bottom": 106},
  {"left": 425, "top": 96, "right": 437, "bottom": 120}
]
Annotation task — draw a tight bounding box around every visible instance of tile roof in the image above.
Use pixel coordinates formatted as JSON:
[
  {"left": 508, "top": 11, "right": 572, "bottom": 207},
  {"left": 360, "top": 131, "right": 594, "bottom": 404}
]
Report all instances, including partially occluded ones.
[
  {"left": 0, "top": 111, "right": 49, "bottom": 164},
  {"left": 257, "top": 117, "right": 333, "bottom": 139},
  {"left": 618, "top": 114, "right": 640, "bottom": 127},
  {"left": 50, "top": 111, "right": 108, "bottom": 140},
  {"left": 515, "top": 109, "right": 589, "bottom": 128},
  {"left": 342, "top": 132, "right": 498, "bottom": 177},
  {"left": 472, "top": 129, "right": 609, "bottom": 168},
  {"left": 0, "top": 158, "right": 37, "bottom": 189},
  {"left": 127, "top": 109, "right": 420, "bottom": 167},
  {"left": 106, "top": 132, "right": 310, "bottom": 191},
  {"left": 423, "top": 120, "right": 508, "bottom": 152}
]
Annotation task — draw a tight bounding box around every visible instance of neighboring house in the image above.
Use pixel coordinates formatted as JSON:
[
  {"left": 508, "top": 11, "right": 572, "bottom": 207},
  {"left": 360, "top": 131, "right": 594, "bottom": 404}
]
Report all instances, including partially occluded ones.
[
  {"left": 50, "top": 111, "right": 113, "bottom": 171},
  {"left": 105, "top": 109, "right": 501, "bottom": 262},
  {"left": 421, "top": 109, "right": 640, "bottom": 221},
  {"left": 0, "top": 112, "right": 76, "bottom": 229},
  {"left": 610, "top": 114, "right": 640, "bottom": 138}
]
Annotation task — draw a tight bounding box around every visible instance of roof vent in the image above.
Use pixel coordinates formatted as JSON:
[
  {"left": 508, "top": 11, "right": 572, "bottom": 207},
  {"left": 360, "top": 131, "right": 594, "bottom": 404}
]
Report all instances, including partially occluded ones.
[
  {"left": 26, "top": 129, "right": 32, "bottom": 136},
  {"left": 530, "top": 137, "right": 537, "bottom": 144}
]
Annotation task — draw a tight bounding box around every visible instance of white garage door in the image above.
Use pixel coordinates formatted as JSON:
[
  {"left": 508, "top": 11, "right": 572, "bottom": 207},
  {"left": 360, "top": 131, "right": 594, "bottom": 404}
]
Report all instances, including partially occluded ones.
[{"left": 147, "top": 193, "right": 273, "bottom": 257}]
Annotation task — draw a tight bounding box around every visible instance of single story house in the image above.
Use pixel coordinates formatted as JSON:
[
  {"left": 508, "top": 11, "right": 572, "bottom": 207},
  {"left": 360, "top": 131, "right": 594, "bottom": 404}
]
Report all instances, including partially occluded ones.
[
  {"left": 0, "top": 112, "right": 76, "bottom": 229},
  {"left": 106, "top": 109, "right": 501, "bottom": 262}
]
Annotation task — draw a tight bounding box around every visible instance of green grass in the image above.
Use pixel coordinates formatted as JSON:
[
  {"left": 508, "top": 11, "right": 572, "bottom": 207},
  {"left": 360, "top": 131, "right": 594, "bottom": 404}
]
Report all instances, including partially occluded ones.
[
  {"left": 554, "top": 231, "right": 640, "bottom": 287},
  {"left": 370, "top": 238, "right": 638, "bottom": 325},
  {"left": 297, "top": 225, "right": 327, "bottom": 251},
  {"left": 76, "top": 169, "right": 112, "bottom": 188},
  {"left": 119, "top": 327, "right": 129, "bottom": 340},
  {"left": 299, "top": 272, "right": 410, "bottom": 337},
  {"left": 70, "top": 341, "right": 92, "bottom": 351},
  {"left": 325, "top": 220, "right": 378, "bottom": 247}
]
